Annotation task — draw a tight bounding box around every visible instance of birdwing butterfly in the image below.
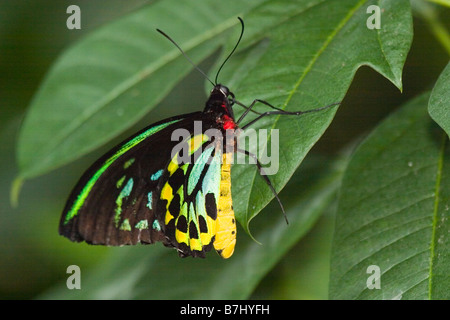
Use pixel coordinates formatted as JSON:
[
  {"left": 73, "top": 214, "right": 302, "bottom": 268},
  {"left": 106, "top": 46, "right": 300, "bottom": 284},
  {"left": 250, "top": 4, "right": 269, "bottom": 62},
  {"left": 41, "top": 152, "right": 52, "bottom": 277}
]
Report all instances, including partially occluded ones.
[{"left": 59, "top": 18, "right": 338, "bottom": 258}]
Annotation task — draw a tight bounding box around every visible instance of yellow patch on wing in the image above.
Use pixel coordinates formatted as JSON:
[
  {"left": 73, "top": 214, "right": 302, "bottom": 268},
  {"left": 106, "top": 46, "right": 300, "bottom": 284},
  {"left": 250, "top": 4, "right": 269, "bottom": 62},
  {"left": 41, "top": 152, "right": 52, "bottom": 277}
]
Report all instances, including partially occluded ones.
[
  {"left": 161, "top": 182, "right": 175, "bottom": 224},
  {"left": 189, "top": 134, "right": 209, "bottom": 155},
  {"left": 167, "top": 157, "right": 178, "bottom": 176},
  {"left": 200, "top": 215, "right": 216, "bottom": 246},
  {"left": 161, "top": 182, "right": 173, "bottom": 202},
  {"left": 175, "top": 229, "right": 188, "bottom": 245},
  {"left": 165, "top": 211, "right": 174, "bottom": 225},
  {"left": 189, "top": 237, "right": 202, "bottom": 251}
]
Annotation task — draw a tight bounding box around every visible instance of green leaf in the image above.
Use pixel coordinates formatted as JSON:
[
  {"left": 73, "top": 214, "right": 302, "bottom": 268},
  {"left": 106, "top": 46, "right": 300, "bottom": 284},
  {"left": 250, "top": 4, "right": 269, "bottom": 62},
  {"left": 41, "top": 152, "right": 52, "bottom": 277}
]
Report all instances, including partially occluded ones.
[
  {"left": 252, "top": 210, "right": 337, "bottom": 299},
  {"left": 40, "top": 153, "right": 346, "bottom": 299},
  {"left": 225, "top": 0, "right": 413, "bottom": 233},
  {"left": 329, "top": 92, "right": 450, "bottom": 300},
  {"left": 429, "top": 61, "right": 450, "bottom": 136}
]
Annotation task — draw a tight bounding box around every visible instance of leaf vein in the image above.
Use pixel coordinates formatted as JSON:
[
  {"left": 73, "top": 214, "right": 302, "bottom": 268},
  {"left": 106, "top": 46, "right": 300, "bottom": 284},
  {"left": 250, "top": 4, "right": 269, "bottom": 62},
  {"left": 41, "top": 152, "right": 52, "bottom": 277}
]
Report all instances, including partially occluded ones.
[
  {"left": 428, "top": 133, "right": 447, "bottom": 299},
  {"left": 335, "top": 225, "right": 431, "bottom": 286}
]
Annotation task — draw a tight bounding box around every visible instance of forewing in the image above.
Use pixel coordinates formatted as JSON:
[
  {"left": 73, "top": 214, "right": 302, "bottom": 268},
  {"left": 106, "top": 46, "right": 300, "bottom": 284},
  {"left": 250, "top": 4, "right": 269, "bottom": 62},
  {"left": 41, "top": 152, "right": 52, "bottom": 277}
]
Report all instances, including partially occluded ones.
[{"left": 59, "top": 112, "right": 203, "bottom": 246}]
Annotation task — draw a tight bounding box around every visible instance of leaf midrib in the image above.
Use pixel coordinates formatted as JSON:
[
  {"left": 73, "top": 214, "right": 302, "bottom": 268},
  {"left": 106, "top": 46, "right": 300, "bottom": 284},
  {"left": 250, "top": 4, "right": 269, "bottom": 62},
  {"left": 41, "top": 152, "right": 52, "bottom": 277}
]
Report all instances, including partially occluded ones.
[
  {"left": 244, "top": 0, "right": 367, "bottom": 225},
  {"left": 428, "top": 132, "right": 447, "bottom": 299}
]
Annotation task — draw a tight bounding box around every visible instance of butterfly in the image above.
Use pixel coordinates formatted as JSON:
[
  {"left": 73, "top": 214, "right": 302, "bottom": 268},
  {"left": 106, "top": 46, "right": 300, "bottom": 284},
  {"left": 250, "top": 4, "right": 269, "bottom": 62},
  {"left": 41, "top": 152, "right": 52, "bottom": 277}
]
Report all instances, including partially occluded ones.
[{"left": 59, "top": 18, "right": 338, "bottom": 258}]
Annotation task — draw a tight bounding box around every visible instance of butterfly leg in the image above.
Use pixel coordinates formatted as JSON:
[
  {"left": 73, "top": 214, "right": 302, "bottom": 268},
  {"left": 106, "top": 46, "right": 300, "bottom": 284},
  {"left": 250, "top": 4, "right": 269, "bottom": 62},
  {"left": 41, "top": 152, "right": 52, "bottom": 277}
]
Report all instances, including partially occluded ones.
[
  {"left": 233, "top": 99, "right": 263, "bottom": 119},
  {"left": 234, "top": 99, "right": 275, "bottom": 125},
  {"left": 236, "top": 147, "right": 288, "bottom": 224},
  {"left": 235, "top": 99, "right": 340, "bottom": 130}
]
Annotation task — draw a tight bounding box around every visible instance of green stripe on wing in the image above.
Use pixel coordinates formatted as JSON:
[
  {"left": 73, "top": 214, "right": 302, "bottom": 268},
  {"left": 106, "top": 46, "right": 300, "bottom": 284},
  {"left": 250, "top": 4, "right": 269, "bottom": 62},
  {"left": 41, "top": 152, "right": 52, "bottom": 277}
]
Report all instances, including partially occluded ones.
[{"left": 63, "top": 119, "right": 181, "bottom": 225}]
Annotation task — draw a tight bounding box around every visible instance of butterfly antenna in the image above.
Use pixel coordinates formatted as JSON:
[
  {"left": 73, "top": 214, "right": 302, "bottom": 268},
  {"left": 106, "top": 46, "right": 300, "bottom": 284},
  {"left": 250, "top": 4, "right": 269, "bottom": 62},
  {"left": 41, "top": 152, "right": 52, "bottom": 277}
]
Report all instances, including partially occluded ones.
[
  {"left": 214, "top": 17, "right": 245, "bottom": 85},
  {"left": 156, "top": 28, "right": 215, "bottom": 87}
]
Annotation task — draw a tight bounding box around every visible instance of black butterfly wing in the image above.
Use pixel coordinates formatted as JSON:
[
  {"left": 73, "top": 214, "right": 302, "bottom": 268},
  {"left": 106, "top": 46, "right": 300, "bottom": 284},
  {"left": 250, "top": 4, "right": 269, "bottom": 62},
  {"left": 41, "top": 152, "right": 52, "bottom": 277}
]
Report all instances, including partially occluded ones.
[{"left": 59, "top": 112, "right": 204, "bottom": 246}]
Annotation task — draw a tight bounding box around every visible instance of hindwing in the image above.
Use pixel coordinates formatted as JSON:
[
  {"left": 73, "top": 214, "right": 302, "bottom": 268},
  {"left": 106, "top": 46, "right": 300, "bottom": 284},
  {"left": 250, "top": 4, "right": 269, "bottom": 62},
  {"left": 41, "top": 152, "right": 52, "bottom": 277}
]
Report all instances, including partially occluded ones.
[{"left": 157, "top": 133, "right": 223, "bottom": 258}]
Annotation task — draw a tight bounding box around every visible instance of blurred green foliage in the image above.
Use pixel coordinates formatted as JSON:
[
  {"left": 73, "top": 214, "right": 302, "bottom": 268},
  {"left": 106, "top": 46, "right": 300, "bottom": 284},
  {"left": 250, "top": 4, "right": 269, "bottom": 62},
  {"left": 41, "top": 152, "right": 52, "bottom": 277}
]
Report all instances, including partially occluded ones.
[{"left": 0, "top": 0, "right": 449, "bottom": 299}]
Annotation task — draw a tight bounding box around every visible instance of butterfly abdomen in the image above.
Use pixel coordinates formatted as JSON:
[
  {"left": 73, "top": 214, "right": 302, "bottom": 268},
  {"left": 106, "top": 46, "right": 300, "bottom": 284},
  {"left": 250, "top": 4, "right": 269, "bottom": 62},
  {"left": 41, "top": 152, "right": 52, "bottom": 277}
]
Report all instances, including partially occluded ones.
[{"left": 213, "top": 152, "right": 236, "bottom": 259}]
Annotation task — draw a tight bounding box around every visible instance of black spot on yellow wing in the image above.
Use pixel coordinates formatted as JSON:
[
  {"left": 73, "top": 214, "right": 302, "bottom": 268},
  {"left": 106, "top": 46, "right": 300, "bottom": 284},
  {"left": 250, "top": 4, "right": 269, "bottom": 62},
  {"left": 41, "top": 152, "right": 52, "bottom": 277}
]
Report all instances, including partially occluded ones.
[
  {"left": 199, "top": 215, "right": 208, "bottom": 233},
  {"left": 189, "top": 221, "right": 199, "bottom": 239},
  {"left": 205, "top": 192, "right": 217, "bottom": 220},
  {"left": 176, "top": 215, "right": 188, "bottom": 233},
  {"left": 168, "top": 168, "right": 185, "bottom": 193},
  {"left": 169, "top": 193, "right": 181, "bottom": 220}
]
